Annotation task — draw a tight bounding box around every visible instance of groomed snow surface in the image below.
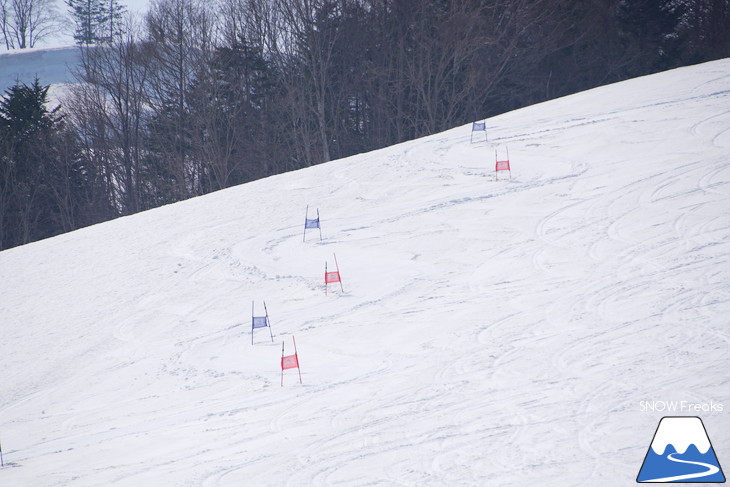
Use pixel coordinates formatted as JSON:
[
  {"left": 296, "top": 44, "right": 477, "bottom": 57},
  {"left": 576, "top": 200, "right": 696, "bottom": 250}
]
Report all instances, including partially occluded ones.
[{"left": 1, "top": 59, "right": 729, "bottom": 486}]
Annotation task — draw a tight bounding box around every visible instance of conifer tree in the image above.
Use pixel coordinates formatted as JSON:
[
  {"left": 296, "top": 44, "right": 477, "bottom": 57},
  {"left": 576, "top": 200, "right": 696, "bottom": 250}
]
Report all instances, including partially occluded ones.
[
  {"left": 0, "top": 79, "right": 61, "bottom": 248},
  {"left": 66, "top": 0, "right": 125, "bottom": 45},
  {"left": 99, "top": 0, "right": 126, "bottom": 43},
  {"left": 67, "top": 0, "right": 103, "bottom": 44}
]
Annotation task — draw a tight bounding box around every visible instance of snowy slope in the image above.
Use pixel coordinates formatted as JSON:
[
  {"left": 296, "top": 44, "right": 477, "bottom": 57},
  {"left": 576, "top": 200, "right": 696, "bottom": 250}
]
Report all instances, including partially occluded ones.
[
  {"left": 0, "top": 46, "right": 79, "bottom": 94},
  {"left": 1, "top": 59, "right": 729, "bottom": 486}
]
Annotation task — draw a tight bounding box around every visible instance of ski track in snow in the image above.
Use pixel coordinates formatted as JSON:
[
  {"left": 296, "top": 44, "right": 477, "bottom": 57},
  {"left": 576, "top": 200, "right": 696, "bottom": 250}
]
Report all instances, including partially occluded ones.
[{"left": 1, "top": 60, "right": 729, "bottom": 486}]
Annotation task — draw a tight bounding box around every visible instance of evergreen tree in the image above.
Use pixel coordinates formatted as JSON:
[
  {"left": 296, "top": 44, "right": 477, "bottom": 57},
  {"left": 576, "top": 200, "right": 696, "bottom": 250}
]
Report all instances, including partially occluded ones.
[
  {"left": 67, "top": 0, "right": 104, "bottom": 44},
  {"left": 0, "top": 79, "right": 61, "bottom": 247},
  {"left": 0, "top": 79, "right": 103, "bottom": 250},
  {"left": 66, "top": 0, "right": 125, "bottom": 45},
  {"left": 190, "top": 39, "right": 278, "bottom": 191},
  {"left": 98, "top": 0, "right": 126, "bottom": 44},
  {"left": 618, "top": 0, "right": 683, "bottom": 73},
  {"left": 670, "top": 0, "right": 730, "bottom": 64},
  {"left": 0, "top": 78, "right": 61, "bottom": 150}
]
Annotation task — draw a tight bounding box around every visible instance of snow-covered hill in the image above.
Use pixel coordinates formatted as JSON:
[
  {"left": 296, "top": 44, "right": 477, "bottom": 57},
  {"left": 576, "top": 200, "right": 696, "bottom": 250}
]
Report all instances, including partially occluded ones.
[
  {"left": 1, "top": 59, "right": 729, "bottom": 486},
  {"left": 0, "top": 46, "right": 79, "bottom": 100}
]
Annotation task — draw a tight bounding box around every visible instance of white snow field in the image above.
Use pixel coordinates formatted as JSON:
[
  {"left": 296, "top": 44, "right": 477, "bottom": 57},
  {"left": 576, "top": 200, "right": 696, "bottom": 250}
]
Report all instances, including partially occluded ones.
[
  {"left": 1, "top": 59, "right": 730, "bottom": 486},
  {"left": 0, "top": 46, "right": 80, "bottom": 99}
]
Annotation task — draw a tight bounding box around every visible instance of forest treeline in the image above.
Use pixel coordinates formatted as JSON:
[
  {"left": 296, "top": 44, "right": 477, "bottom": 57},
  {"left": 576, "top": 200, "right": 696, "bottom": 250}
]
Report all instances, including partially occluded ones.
[{"left": 1, "top": 0, "right": 729, "bottom": 250}]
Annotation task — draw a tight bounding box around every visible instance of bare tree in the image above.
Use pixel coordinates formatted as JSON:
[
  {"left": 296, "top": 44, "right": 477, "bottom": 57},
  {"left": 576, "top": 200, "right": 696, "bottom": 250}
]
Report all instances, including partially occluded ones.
[
  {"left": 0, "top": 134, "right": 16, "bottom": 248},
  {"left": 275, "top": 0, "right": 346, "bottom": 164},
  {"left": 0, "top": 0, "right": 61, "bottom": 49},
  {"left": 218, "top": 0, "right": 303, "bottom": 174},
  {"left": 66, "top": 16, "right": 151, "bottom": 215},
  {"left": 219, "top": 0, "right": 280, "bottom": 52},
  {"left": 145, "top": 0, "right": 217, "bottom": 198}
]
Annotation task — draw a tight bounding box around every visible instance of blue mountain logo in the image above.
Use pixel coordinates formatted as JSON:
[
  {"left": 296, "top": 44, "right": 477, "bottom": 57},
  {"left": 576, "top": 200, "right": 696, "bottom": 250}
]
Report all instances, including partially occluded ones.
[{"left": 637, "top": 416, "right": 725, "bottom": 483}]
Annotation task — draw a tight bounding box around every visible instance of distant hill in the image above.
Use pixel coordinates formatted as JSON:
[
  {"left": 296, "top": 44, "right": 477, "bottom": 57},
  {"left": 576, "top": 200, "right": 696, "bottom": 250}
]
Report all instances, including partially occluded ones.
[{"left": 0, "top": 46, "right": 80, "bottom": 94}]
